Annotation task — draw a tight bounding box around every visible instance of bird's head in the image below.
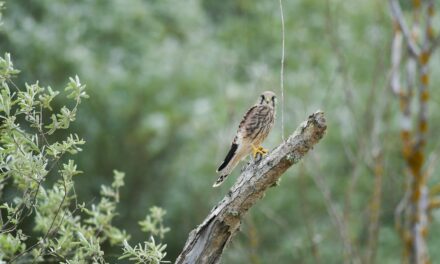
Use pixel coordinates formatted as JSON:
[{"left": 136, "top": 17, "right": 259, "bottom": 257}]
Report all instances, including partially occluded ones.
[{"left": 258, "top": 91, "right": 276, "bottom": 108}]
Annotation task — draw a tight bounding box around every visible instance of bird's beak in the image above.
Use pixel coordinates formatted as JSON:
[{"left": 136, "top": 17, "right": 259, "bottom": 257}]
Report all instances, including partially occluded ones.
[{"left": 265, "top": 99, "right": 270, "bottom": 104}]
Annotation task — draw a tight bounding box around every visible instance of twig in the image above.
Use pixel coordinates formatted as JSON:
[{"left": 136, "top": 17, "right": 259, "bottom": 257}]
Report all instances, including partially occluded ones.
[
  {"left": 428, "top": 34, "right": 440, "bottom": 54},
  {"left": 176, "top": 111, "right": 326, "bottom": 263},
  {"left": 389, "top": 0, "right": 421, "bottom": 57},
  {"left": 297, "top": 167, "right": 321, "bottom": 264},
  {"left": 390, "top": 28, "right": 402, "bottom": 95},
  {"left": 428, "top": 198, "right": 440, "bottom": 211},
  {"left": 308, "top": 154, "right": 360, "bottom": 264},
  {"left": 279, "top": 0, "right": 286, "bottom": 142},
  {"left": 365, "top": 150, "right": 383, "bottom": 264}
]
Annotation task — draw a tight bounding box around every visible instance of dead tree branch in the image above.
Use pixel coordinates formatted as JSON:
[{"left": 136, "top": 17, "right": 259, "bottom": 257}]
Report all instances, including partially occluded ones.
[
  {"left": 389, "top": 0, "right": 438, "bottom": 263},
  {"left": 176, "top": 111, "right": 327, "bottom": 264},
  {"left": 389, "top": 0, "right": 421, "bottom": 57}
]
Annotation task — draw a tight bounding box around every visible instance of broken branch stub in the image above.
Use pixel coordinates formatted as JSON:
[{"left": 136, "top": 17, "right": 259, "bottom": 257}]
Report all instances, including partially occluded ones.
[{"left": 176, "top": 111, "right": 327, "bottom": 264}]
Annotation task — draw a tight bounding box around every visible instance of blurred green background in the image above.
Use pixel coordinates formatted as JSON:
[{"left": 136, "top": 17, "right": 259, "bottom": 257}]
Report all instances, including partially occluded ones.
[{"left": 1, "top": 0, "right": 440, "bottom": 263}]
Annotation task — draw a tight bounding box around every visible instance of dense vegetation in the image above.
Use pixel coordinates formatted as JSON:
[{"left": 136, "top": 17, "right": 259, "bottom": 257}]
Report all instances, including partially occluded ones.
[{"left": 1, "top": 0, "right": 440, "bottom": 263}]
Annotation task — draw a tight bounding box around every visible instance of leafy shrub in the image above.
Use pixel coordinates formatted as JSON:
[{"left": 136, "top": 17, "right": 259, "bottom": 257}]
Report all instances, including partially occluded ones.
[{"left": 0, "top": 52, "right": 168, "bottom": 263}]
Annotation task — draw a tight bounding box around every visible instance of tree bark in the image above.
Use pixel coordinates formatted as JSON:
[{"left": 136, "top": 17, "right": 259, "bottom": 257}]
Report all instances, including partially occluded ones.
[{"left": 176, "top": 111, "right": 327, "bottom": 264}]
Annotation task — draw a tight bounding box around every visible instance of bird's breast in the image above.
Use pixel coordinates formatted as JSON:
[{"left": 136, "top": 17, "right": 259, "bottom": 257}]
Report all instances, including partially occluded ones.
[{"left": 244, "top": 106, "right": 275, "bottom": 144}]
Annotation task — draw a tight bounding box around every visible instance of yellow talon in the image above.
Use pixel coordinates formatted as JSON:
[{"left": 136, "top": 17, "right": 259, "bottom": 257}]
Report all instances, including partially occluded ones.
[{"left": 252, "top": 145, "right": 268, "bottom": 158}]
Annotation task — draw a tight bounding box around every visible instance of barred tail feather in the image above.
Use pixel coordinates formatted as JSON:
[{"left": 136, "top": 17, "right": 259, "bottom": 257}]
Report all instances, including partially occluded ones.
[
  {"left": 217, "top": 143, "right": 238, "bottom": 172},
  {"left": 213, "top": 165, "right": 234, "bottom": 188},
  {"left": 213, "top": 148, "right": 242, "bottom": 187},
  {"left": 212, "top": 173, "right": 229, "bottom": 188}
]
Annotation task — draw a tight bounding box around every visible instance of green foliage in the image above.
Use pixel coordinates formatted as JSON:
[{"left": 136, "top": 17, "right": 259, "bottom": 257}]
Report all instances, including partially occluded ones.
[
  {"left": 0, "top": 53, "right": 168, "bottom": 263},
  {"left": 120, "top": 206, "right": 170, "bottom": 263},
  {"left": 120, "top": 238, "right": 169, "bottom": 264},
  {"left": 138, "top": 207, "right": 170, "bottom": 240}
]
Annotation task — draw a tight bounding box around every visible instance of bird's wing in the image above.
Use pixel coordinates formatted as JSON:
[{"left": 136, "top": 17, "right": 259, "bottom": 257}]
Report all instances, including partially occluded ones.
[
  {"left": 235, "top": 105, "right": 260, "bottom": 143},
  {"left": 216, "top": 105, "right": 259, "bottom": 173},
  {"left": 216, "top": 143, "right": 238, "bottom": 172}
]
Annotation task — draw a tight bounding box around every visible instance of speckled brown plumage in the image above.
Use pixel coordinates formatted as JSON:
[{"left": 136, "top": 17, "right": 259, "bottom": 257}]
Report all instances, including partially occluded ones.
[{"left": 214, "top": 91, "right": 276, "bottom": 187}]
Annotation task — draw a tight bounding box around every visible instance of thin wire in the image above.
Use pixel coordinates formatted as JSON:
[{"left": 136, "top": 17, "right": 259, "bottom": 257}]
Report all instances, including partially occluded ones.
[{"left": 279, "top": 0, "right": 286, "bottom": 142}]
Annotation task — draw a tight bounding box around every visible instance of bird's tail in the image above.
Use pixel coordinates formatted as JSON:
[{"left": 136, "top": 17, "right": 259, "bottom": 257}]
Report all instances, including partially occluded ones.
[{"left": 213, "top": 143, "right": 240, "bottom": 187}]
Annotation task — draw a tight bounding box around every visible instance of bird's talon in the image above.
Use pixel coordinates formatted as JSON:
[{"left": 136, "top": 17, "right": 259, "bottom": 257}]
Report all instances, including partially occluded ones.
[
  {"left": 258, "top": 146, "right": 268, "bottom": 154},
  {"left": 252, "top": 145, "right": 268, "bottom": 159}
]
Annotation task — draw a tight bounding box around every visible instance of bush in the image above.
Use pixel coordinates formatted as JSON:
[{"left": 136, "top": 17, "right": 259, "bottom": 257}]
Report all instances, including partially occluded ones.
[{"left": 0, "top": 52, "right": 168, "bottom": 263}]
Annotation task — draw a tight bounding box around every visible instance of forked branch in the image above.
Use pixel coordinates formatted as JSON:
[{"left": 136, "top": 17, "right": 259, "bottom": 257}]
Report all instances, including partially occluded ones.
[
  {"left": 176, "top": 111, "right": 327, "bottom": 264},
  {"left": 389, "top": 0, "right": 421, "bottom": 57}
]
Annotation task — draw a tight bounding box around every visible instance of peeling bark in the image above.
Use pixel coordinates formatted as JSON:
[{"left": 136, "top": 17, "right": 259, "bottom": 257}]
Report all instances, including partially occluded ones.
[{"left": 176, "top": 111, "right": 327, "bottom": 264}]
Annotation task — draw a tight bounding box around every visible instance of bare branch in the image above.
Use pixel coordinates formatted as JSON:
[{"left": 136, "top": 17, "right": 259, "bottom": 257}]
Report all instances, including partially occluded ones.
[
  {"left": 389, "top": 0, "right": 421, "bottom": 57},
  {"left": 428, "top": 34, "right": 440, "bottom": 54},
  {"left": 390, "top": 28, "right": 403, "bottom": 95},
  {"left": 176, "top": 111, "right": 327, "bottom": 264},
  {"left": 279, "top": 0, "right": 286, "bottom": 142},
  {"left": 365, "top": 150, "right": 383, "bottom": 264},
  {"left": 429, "top": 198, "right": 440, "bottom": 211},
  {"left": 308, "top": 156, "right": 359, "bottom": 264}
]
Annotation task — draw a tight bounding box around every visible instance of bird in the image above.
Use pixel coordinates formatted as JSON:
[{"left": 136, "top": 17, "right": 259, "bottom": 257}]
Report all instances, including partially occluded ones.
[{"left": 213, "top": 91, "right": 276, "bottom": 187}]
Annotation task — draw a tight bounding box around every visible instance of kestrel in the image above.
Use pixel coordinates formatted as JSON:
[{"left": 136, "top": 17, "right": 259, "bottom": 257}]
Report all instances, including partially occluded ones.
[{"left": 213, "top": 91, "right": 276, "bottom": 187}]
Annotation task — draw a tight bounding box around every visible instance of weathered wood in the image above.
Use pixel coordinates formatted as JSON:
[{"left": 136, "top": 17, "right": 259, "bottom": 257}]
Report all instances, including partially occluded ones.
[{"left": 176, "top": 111, "right": 327, "bottom": 264}]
